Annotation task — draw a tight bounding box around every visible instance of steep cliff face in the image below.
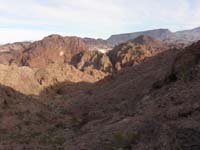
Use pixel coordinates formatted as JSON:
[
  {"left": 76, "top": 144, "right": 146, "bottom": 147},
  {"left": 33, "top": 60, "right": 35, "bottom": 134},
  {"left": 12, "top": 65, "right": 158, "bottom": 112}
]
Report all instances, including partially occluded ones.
[{"left": 108, "top": 35, "right": 167, "bottom": 70}]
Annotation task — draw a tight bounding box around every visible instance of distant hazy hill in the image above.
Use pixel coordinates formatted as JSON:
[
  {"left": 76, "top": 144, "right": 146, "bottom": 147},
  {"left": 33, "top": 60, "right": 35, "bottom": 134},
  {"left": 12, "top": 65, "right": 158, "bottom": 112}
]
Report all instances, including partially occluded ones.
[{"left": 108, "top": 27, "right": 200, "bottom": 45}]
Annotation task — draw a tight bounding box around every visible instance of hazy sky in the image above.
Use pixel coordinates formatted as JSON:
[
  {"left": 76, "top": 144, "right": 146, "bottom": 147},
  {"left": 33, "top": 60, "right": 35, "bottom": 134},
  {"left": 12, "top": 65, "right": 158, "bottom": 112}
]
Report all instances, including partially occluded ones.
[{"left": 0, "top": 0, "right": 199, "bottom": 43}]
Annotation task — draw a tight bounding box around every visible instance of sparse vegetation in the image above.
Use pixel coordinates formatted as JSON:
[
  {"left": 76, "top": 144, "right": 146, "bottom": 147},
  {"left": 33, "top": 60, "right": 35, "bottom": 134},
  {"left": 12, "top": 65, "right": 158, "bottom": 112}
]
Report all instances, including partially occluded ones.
[
  {"left": 0, "top": 25, "right": 200, "bottom": 150},
  {"left": 38, "top": 134, "right": 65, "bottom": 148},
  {"left": 111, "top": 131, "right": 139, "bottom": 150}
]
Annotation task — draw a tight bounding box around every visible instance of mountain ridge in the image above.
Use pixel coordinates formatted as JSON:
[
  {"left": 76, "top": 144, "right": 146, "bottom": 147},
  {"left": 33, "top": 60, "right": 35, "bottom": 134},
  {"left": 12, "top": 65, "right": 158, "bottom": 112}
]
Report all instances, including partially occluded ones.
[{"left": 108, "top": 26, "right": 200, "bottom": 45}]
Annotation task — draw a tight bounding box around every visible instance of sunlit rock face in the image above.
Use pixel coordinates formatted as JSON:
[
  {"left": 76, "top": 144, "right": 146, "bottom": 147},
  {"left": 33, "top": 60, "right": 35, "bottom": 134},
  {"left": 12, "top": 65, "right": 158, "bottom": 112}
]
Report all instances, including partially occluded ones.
[
  {"left": 108, "top": 35, "right": 167, "bottom": 71},
  {"left": 21, "top": 35, "right": 88, "bottom": 68}
]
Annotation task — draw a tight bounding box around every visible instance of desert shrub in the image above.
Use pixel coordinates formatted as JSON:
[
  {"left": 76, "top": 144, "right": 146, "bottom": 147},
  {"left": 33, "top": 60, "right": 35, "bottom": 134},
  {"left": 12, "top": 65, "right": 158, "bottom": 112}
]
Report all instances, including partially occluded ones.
[
  {"left": 111, "top": 131, "right": 139, "bottom": 150},
  {"left": 69, "top": 116, "right": 83, "bottom": 133}
]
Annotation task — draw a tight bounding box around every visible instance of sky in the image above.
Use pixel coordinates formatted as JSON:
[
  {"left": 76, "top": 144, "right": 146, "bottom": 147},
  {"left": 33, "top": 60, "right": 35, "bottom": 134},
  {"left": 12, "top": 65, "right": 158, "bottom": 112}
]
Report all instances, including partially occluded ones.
[{"left": 0, "top": 0, "right": 199, "bottom": 43}]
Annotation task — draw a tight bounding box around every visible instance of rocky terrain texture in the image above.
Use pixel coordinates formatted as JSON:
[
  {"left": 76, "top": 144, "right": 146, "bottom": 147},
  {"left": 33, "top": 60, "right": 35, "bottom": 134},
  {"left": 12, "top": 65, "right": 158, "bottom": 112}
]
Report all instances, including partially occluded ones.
[
  {"left": 0, "top": 42, "right": 31, "bottom": 65},
  {"left": 0, "top": 35, "right": 113, "bottom": 68},
  {"left": 22, "top": 35, "right": 88, "bottom": 68},
  {"left": 108, "top": 35, "right": 167, "bottom": 71},
  {"left": 0, "top": 35, "right": 169, "bottom": 80},
  {"left": 0, "top": 37, "right": 200, "bottom": 150},
  {"left": 1, "top": 27, "right": 200, "bottom": 69},
  {"left": 0, "top": 64, "right": 96, "bottom": 95},
  {"left": 0, "top": 35, "right": 168, "bottom": 95},
  {"left": 71, "top": 50, "right": 113, "bottom": 74},
  {"left": 0, "top": 42, "right": 31, "bottom": 52},
  {"left": 0, "top": 50, "right": 23, "bottom": 66},
  {"left": 108, "top": 27, "right": 200, "bottom": 45}
]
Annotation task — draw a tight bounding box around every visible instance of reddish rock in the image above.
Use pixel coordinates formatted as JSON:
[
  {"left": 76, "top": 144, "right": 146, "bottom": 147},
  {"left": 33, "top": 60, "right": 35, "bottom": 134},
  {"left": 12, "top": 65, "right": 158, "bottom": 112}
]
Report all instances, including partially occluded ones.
[
  {"left": 108, "top": 35, "right": 167, "bottom": 71},
  {"left": 0, "top": 42, "right": 31, "bottom": 52},
  {"left": 22, "top": 35, "right": 88, "bottom": 68}
]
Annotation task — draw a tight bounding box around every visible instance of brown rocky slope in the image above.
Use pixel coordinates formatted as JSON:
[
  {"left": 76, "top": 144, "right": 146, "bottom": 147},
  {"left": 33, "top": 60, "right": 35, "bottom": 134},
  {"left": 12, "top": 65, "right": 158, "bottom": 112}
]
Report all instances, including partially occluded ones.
[
  {"left": 0, "top": 42, "right": 31, "bottom": 52},
  {"left": 22, "top": 35, "right": 88, "bottom": 68},
  {"left": 0, "top": 35, "right": 114, "bottom": 68},
  {"left": 71, "top": 50, "right": 113, "bottom": 78},
  {"left": 108, "top": 35, "right": 167, "bottom": 71},
  {"left": 60, "top": 40, "right": 200, "bottom": 150},
  {"left": 0, "top": 40, "right": 200, "bottom": 149},
  {"left": 0, "top": 64, "right": 96, "bottom": 95}
]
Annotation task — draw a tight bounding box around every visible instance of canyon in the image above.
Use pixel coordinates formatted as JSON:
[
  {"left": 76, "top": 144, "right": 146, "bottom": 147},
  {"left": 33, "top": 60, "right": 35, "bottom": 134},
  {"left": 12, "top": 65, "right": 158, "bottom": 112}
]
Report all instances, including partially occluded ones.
[{"left": 0, "top": 27, "right": 200, "bottom": 150}]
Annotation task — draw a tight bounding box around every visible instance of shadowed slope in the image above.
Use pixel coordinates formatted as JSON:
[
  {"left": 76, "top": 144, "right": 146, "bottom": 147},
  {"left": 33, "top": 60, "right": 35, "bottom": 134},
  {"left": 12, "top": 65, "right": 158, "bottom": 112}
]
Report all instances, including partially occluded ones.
[{"left": 1, "top": 41, "right": 200, "bottom": 150}]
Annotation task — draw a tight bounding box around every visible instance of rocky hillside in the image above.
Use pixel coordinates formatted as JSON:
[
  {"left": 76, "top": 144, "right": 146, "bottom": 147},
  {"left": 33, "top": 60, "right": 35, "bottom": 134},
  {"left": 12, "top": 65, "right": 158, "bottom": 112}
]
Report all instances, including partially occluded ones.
[
  {"left": 108, "top": 27, "right": 200, "bottom": 46},
  {"left": 22, "top": 35, "right": 88, "bottom": 68},
  {"left": 0, "top": 42, "right": 31, "bottom": 65},
  {"left": 108, "top": 35, "right": 167, "bottom": 70},
  {"left": 71, "top": 50, "right": 113, "bottom": 73},
  {"left": 1, "top": 40, "right": 200, "bottom": 149},
  {"left": 0, "top": 50, "right": 23, "bottom": 65},
  {"left": 0, "top": 64, "right": 96, "bottom": 95},
  {"left": 0, "top": 42, "right": 31, "bottom": 52},
  {"left": 56, "top": 40, "right": 200, "bottom": 150},
  {"left": 0, "top": 35, "right": 114, "bottom": 68},
  {"left": 70, "top": 35, "right": 166, "bottom": 74}
]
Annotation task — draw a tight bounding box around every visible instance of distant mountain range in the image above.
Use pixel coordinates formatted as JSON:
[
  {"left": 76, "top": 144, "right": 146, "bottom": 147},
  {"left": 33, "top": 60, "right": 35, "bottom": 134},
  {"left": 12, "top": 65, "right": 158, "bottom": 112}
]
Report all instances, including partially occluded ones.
[
  {"left": 1, "top": 26, "right": 200, "bottom": 56},
  {"left": 108, "top": 27, "right": 200, "bottom": 45},
  {"left": 0, "top": 26, "right": 200, "bottom": 69}
]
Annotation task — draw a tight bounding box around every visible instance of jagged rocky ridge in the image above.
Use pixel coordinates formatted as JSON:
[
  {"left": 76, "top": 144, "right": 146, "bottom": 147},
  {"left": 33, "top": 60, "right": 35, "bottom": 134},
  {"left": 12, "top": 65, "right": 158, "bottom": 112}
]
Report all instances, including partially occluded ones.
[
  {"left": 108, "top": 35, "right": 167, "bottom": 71},
  {"left": 0, "top": 35, "right": 112, "bottom": 68}
]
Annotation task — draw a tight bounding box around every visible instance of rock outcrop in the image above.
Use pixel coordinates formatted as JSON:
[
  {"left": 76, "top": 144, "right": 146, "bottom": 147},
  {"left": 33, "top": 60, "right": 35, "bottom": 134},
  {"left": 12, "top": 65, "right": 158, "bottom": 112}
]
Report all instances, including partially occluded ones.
[
  {"left": 108, "top": 35, "right": 167, "bottom": 70},
  {"left": 0, "top": 63, "right": 96, "bottom": 95},
  {"left": 0, "top": 42, "right": 31, "bottom": 52},
  {"left": 22, "top": 35, "right": 88, "bottom": 68},
  {"left": 0, "top": 50, "right": 23, "bottom": 65},
  {"left": 71, "top": 50, "right": 113, "bottom": 72}
]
